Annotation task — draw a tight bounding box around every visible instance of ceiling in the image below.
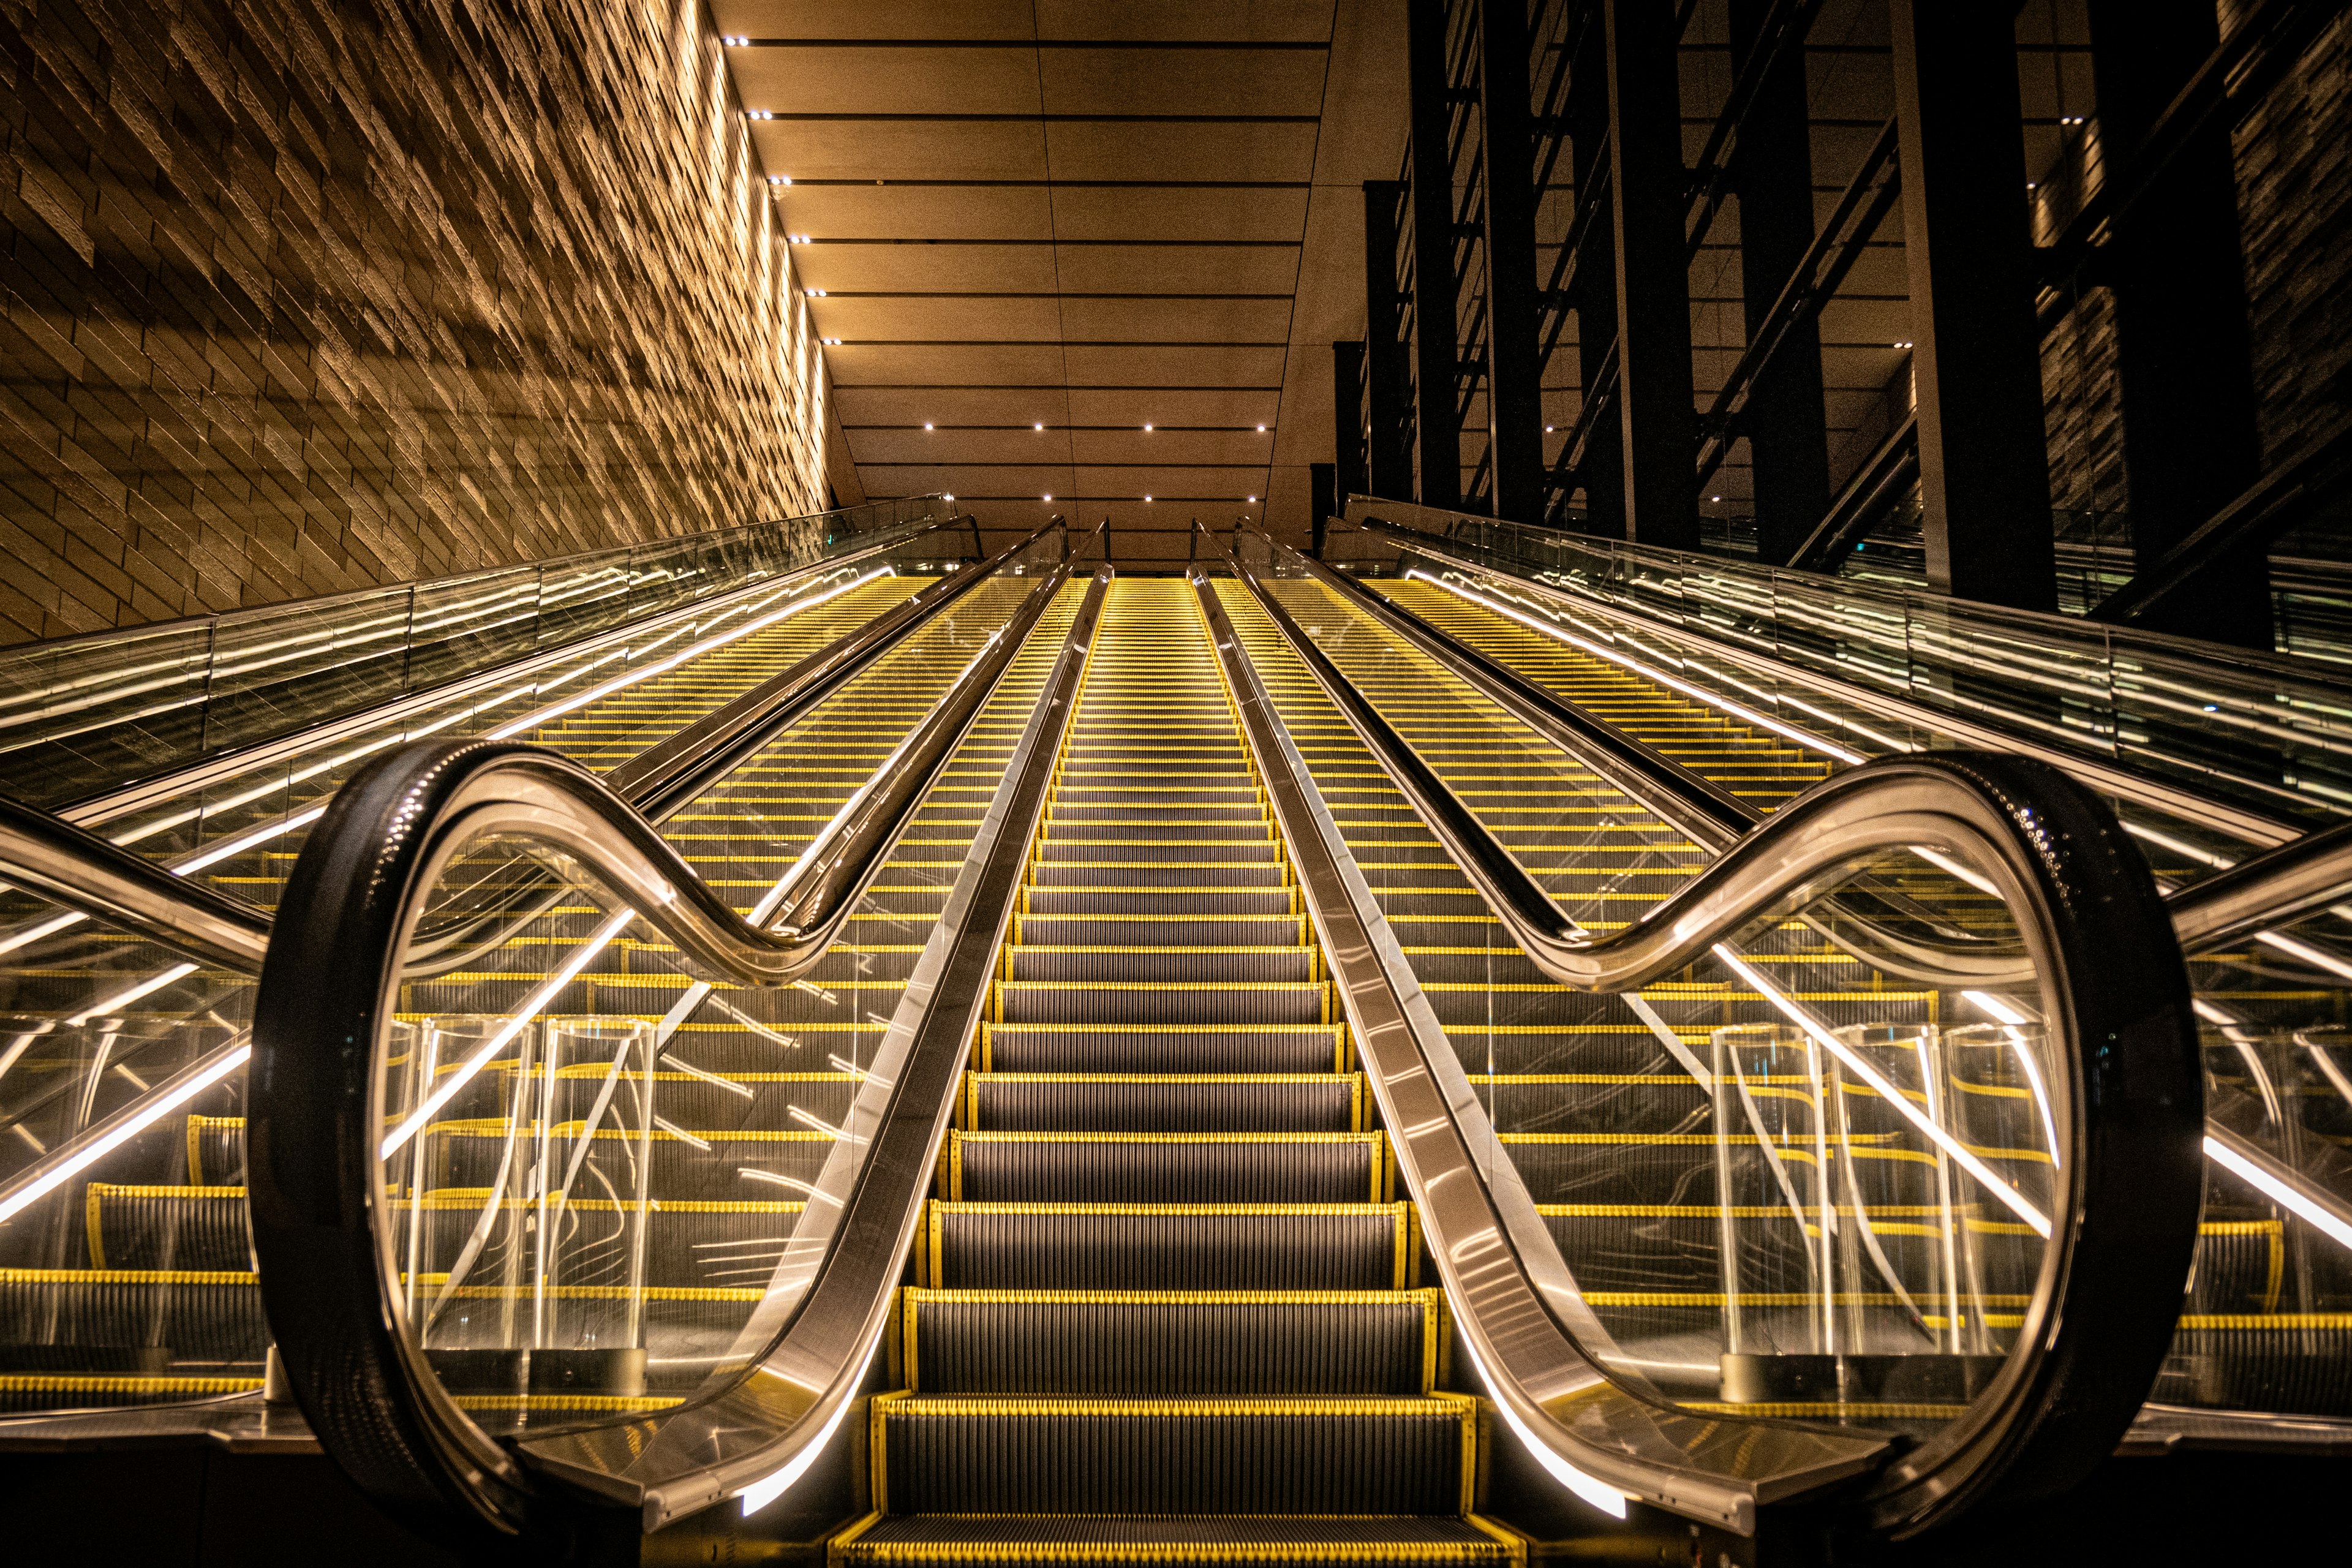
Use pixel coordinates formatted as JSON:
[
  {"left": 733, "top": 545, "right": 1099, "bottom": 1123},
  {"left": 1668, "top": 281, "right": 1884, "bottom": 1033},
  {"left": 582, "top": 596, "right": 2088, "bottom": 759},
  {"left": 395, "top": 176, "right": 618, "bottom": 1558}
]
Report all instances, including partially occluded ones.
[{"left": 712, "top": 0, "right": 1408, "bottom": 562}]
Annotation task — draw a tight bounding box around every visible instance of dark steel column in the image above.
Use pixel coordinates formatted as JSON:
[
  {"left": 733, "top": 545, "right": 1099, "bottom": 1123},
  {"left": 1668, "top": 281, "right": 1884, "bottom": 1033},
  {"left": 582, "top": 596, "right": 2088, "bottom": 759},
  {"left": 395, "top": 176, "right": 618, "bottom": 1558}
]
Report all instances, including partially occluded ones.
[
  {"left": 1363, "top": 181, "right": 1415, "bottom": 498},
  {"left": 1727, "top": 0, "right": 1831, "bottom": 564},
  {"left": 1479, "top": 0, "right": 1545, "bottom": 523},
  {"left": 2088, "top": 0, "right": 2269, "bottom": 647},
  {"left": 1888, "top": 0, "right": 2054, "bottom": 610},
  {"left": 1407, "top": 0, "right": 1461, "bottom": 510},
  {"left": 1332, "top": 339, "right": 1368, "bottom": 502},
  {"left": 1601, "top": 0, "right": 1699, "bottom": 548},
  {"left": 1565, "top": 13, "right": 1623, "bottom": 535},
  {"left": 1310, "top": 462, "right": 1336, "bottom": 558}
]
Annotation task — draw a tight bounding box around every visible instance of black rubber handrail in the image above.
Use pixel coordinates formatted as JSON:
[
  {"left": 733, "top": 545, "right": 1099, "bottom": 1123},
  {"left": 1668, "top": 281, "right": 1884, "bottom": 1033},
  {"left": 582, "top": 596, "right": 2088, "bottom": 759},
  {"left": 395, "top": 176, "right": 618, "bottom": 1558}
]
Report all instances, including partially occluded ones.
[
  {"left": 1201, "top": 545, "right": 2206, "bottom": 1536},
  {"left": 246, "top": 548, "right": 1088, "bottom": 1543}
]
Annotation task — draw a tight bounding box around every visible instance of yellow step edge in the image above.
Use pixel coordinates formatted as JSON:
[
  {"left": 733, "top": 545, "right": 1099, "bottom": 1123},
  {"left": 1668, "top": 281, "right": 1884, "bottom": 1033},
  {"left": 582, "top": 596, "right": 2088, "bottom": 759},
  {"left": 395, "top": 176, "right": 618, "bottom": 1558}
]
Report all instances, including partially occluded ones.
[{"left": 827, "top": 1514, "right": 1521, "bottom": 1565}]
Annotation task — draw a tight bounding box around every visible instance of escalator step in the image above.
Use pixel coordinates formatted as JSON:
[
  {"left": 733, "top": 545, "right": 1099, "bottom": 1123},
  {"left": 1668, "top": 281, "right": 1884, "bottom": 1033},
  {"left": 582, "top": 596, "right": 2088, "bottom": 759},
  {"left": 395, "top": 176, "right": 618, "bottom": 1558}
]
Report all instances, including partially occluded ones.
[
  {"left": 983, "top": 1025, "right": 1343, "bottom": 1074},
  {"left": 995, "top": 982, "right": 1327, "bottom": 1026},
  {"left": 1022, "top": 888, "right": 1297, "bottom": 915},
  {"left": 965, "top": 1074, "right": 1360, "bottom": 1133},
  {"left": 1027, "top": 864, "right": 1289, "bottom": 890},
  {"left": 905, "top": 1289, "right": 1437, "bottom": 1396},
  {"left": 870, "top": 1393, "right": 1476, "bottom": 1515},
  {"left": 950, "top": 1133, "right": 1384, "bottom": 1204},
  {"left": 1017, "top": 916, "right": 1301, "bottom": 946},
  {"left": 832, "top": 1512, "right": 1520, "bottom": 1566},
  {"left": 928, "top": 1202, "right": 1409, "bottom": 1290},
  {"left": 1034, "top": 840, "right": 1282, "bottom": 864},
  {"left": 1005, "top": 949, "right": 1316, "bottom": 985}
]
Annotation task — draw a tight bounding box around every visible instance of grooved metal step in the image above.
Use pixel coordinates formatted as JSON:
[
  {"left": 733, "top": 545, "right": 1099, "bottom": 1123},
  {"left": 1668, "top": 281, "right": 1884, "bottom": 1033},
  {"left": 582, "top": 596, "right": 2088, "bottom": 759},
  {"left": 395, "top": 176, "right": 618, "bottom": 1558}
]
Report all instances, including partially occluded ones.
[
  {"left": 964, "top": 1073, "right": 1361, "bottom": 1133},
  {"left": 948, "top": 1132, "right": 1386, "bottom": 1204},
  {"left": 926, "top": 1202, "right": 1412, "bottom": 1291}
]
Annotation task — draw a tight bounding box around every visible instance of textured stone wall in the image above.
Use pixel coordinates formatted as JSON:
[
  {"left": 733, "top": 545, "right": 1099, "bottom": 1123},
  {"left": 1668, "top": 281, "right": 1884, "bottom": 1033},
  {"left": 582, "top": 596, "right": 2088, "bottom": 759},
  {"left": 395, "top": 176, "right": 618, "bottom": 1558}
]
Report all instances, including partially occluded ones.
[
  {"left": 0, "top": 0, "right": 826, "bottom": 646},
  {"left": 2236, "top": 7, "right": 2352, "bottom": 473}
]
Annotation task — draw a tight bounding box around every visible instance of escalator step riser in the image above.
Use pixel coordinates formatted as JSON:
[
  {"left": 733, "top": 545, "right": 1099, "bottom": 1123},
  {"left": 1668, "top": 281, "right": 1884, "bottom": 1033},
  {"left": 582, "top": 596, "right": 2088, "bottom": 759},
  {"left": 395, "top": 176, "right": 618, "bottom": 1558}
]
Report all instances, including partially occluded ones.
[
  {"left": 995, "top": 986, "right": 1325, "bottom": 1027},
  {"left": 1027, "top": 866, "right": 1289, "bottom": 891},
  {"left": 1034, "top": 842, "right": 1281, "bottom": 864},
  {"left": 2151, "top": 1326, "right": 2352, "bottom": 1415},
  {"left": 834, "top": 1515, "right": 1513, "bottom": 1567},
  {"left": 1019, "top": 918, "right": 1300, "bottom": 946},
  {"left": 81, "top": 1190, "right": 250, "bottom": 1272},
  {"left": 1005, "top": 953, "right": 1314, "bottom": 986},
  {"left": 933, "top": 1208, "right": 1405, "bottom": 1290},
  {"left": 953, "top": 1138, "right": 1381, "bottom": 1204},
  {"left": 909, "top": 1295, "right": 1431, "bottom": 1395},
  {"left": 0, "top": 1275, "right": 266, "bottom": 1363},
  {"left": 1022, "top": 892, "right": 1296, "bottom": 917},
  {"left": 875, "top": 1401, "right": 1470, "bottom": 1515},
  {"left": 986, "top": 1027, "right": 1341, "bottom": 1074},
  {"left": 968, "top": 1080, "right": 1357, "bottom": 1133}
]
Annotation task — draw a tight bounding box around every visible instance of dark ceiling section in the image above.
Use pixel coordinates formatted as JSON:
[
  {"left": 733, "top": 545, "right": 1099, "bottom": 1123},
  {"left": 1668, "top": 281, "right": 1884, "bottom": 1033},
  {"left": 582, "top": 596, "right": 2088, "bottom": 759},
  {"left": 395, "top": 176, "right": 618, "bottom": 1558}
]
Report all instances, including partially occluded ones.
[{"left": 716, "top": 1, "right": 1403, "bottom": 563}]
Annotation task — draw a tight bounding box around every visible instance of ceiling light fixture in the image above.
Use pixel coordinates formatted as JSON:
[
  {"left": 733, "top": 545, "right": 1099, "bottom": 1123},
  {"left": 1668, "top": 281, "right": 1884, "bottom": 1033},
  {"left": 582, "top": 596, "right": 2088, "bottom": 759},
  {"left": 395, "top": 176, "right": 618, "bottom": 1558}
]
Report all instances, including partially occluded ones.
[
  {"left": 1246, "top": 495, "right": 1256, "bottom": 503},
  {"left": 821, "top": 337, "right": 841, "bottom": 345},
  {"left": 1144, "top": 494, "right": 1153, "bottom": 502},
  {"left": 1143, "top": 423, "right": 1153, "bottom": 431},
  {"left": 769, "top": 175, "right": 790, "bottom": 186},
  {"left": 722, "top": 34, "right": 750, "bottom": 46},
  {"left": 1034, "top": 423, "right": 1045, "bottom": 431},
  {"left": 1256, "top": 424, "right": 1267, "bottom": 432},
  {"left": 808, "top": 288, "right": 825, "bottom": 297},
  {"left": 1545, "top": 424, "right": 1555, "bottom": 432},
  {"left": 924, "top": 423, "right": 934, "bottom": 430},
  {"left": 1043, "top": 494, "right": 1053, "bottom": 502},
  {"left": 745, "top": 110, "right": 772, "bottom": 121}
]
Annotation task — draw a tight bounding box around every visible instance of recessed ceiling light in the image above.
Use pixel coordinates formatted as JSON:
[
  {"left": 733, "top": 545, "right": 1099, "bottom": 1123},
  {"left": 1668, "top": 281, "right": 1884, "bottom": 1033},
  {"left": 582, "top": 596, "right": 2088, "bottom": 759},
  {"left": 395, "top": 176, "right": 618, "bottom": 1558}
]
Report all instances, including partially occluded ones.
[
  {"left": 1545, "top": 424, "right": 1555, "bottom": 432},
  {"left": 722, "top": 35, "right": 750, "bottom": 46},
  {"left": 1256, "top": 424, "right": 1267, "bottom": 432},
  {"left": 1246, "top": 496, "right": 1257, "bottom": 503},
  {"left": 924, "top": 422, "right": 934, "bottom": 430},
  {"left": 1043, "top": 494, "right": 1053, "bottom": 502},
  {"left": 769, "top": 175, "right": 790, "bottom": 186},
  {"left": 1711, "top": 496, "right": 1722, "bottom": 503},
  {"left": 809, "top": 288, "right": 825, "bottom": 297},
  {"left": 821, "top": 337, "right": 842, "bottom": 345},
  {"left": 1144, "top": 494, "right": 1153, "bottom": 502},
  {"left": 944, "top": 493, "right": 954, "bottom": 501},
  {"left": 1034, "top": 423, "right": 1045, "bottom": 431},
  {"left": 745, "top": 110, "right": 772, "bottom": 120},
  {"left": 1143, "top": 423, "right": 1153, "bottom": 431}
]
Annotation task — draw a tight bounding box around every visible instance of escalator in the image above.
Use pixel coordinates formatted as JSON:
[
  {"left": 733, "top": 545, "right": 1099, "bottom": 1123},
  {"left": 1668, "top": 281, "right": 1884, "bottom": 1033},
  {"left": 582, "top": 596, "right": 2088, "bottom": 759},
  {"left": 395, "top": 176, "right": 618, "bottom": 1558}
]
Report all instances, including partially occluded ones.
[
  {"left": 1272, "top": 516, "right": 2352, "bottom": 1461},
  {"left": 96, "top": 526, "right": 2278, "bottom": 1564},
  {"left": 837, "top": 578, "right": 1513, "bottom": 1564},
  {"left": 0, "top": 502, "right": 1044, "bottom": 1418}
]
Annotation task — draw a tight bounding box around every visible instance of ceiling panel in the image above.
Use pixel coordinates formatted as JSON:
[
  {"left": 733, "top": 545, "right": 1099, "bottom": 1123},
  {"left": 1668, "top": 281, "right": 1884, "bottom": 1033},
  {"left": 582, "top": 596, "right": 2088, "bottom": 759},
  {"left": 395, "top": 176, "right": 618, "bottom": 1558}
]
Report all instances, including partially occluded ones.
[
  {"left": 777, "top": 187, "right": 1054, "bottom": 241},
  {"left": 1047, "top": 185, "right": 1311, "bottom": 244},
  {"left": 1051, "top": 245, "right": 1300, "bottom": 295},
  {"left": 751, "top": 120, "right": 1047, "bottom": 183},
  {"left": 1043, "top": 121, "right": 1321, "bottom": 183},
  {"left": 732, "top": 47, "right": 1041, "bottom": 115},
  {"left": 1056, "top": 296, "right": 1294, "bottom": 344},
  {"left": 792, "top": 244, "right": 1061, "bottom": 294},
  {"left": 835, "top": 387, "right": 1074, "bottom": 426},
  {"left": 1039, "top": 48, "right": 1329, "bottom": 116},
  {"left": 812, "top": 296, "right": 1066, "bottom": 342},
  {"left": 714, "top": 1, "right": 1037, "bottom": 42},
  {"left": 717, "top": 2, "right": 1403, "bottom": 560},
  {"left": 1063, "top": 344, "right": 1288, "bottom": 386},
  {"left": 1030, "top": 1, "right": 1335, "bottom": 44}
]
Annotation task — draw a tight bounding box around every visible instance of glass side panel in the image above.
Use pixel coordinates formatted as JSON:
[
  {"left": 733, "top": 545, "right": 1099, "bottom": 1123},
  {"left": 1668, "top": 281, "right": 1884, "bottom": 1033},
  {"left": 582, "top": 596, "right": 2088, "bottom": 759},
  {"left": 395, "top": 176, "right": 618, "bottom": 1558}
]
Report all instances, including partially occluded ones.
[
  {"left": 0, "top": 494, "right": 949, "bottom": 809},
  {"left": 1334, "top": 505, "right": 2352, "bottom": 847},
  {"left": 0, "top": 538, "right": 973, "bottom": 1416},
  {"left": 1217, "top": 570, "right": 2074, "bottom": 1459},
  {"left": 366, "top": 554, "right": 1079, "bottom": 1439}
]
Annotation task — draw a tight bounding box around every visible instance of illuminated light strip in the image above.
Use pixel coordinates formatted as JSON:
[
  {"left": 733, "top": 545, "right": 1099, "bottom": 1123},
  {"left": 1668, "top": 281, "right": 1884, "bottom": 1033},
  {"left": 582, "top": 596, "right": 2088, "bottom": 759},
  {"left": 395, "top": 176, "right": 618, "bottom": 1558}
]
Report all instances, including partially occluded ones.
[
  {"left": 169, "top": 806, "right": 329, "bottom": 875},
  {"left": 2203, "top": 1136, "right": 2352, "bottom": 1253},
  {"left": 487, "top": 567, "right": 890, "bottom": 741},
  {"left": 738, "top": 1167, "right": 819, "bottom": 1195},
  {"left": 69, "top": 962, "right": 198, "bottom": 1027},
  {"left": 2254, "top": 928, "right": 2352, "bottom": 984},
  {"left": 1909, "top": 846, "right": 2000, "bottom": 897},
  {"left": 0, "top": 911, "right": 79, "bottom": 960},
  {"left": 1958, "top": 992, "right": 2062, "bottom": 1172},
  {"left": 664, "top": 1051, "right": 755, "bottom": 1099},
  {"left": 0, "top": 1043, "right": 250, "bottom": 1223},
  {"left": 1404, "top": 572, "right": 1865, "bottom": 763},
  {"left": 738, "top": 1332, "right": 882, "bottom": 1515},
  {"left": 654, "top": 1115, "right": 712, "bottom": 1151},
  {"left": 380, "top": 909, "right": 636, "bottom": 1158},
  {"left": 2120, "top": 820, "right": 2238, "bottom": 870},
  {"left": 787, "top": 1104, "right": 857, "bottom": 1142},
  {"left": 1713, "top": 945, "right": 2053, "bottom": 1238},
  {"left": 1451, "top": 1330, "right": 1630, "bottom": 1519}
]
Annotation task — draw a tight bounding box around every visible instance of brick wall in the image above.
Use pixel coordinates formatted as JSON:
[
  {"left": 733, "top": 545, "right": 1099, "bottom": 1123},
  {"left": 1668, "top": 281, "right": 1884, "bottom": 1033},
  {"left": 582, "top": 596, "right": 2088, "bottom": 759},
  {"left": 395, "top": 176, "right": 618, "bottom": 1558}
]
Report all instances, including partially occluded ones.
[{"left": 0, "top": 0, "right": 827, "bottom": 646}]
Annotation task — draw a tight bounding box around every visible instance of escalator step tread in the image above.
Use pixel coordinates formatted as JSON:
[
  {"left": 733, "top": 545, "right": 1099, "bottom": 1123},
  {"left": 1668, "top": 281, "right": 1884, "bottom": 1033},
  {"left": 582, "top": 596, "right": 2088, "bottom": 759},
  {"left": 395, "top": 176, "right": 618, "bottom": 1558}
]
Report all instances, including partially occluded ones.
[
  {"left": 929, "top": 1202, "right": 1409, "bottom": 1291},
  {"left": 966, "top": 1074, "right": 1360, "bottom": 1133},
  {"left": 907, "top": 1288, "right": 1436, "bottom": 1396},
  {"left": 835, "top": 1512, "right": 1518, "bottom": 1562}
]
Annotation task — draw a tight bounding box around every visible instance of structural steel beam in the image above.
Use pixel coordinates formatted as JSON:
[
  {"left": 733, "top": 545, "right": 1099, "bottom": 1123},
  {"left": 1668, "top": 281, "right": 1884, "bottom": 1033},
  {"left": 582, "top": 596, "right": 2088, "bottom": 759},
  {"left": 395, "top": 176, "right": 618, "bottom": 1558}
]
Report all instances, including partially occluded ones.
[
  {"left": 1363, "top": 182, "right": 1416, "bottom": 499},
  {"left": 1601, "top": 0, "right": 1698, "bottom": 548},
  {"left": 1406, "top": 0, "right": 1462, "bottom": 509},
  {"left": 1562, "top": 9, "right": 1624, "bottom": 532},
  {"left": 1479, "top": 0, "right": 1545, "bottom": 523},
  {"left": 1725, "top": 0, "right": 1832, "bottom": 564},
  {"left": 1332, "top": 339, "right": 1369, "bottom": 504},
  {"left": 2087, "top": 0, "right": 2269, "bottom": 647},
  {"left": 1888, "top": 0, "right": 2054, "bottom": 609}
]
